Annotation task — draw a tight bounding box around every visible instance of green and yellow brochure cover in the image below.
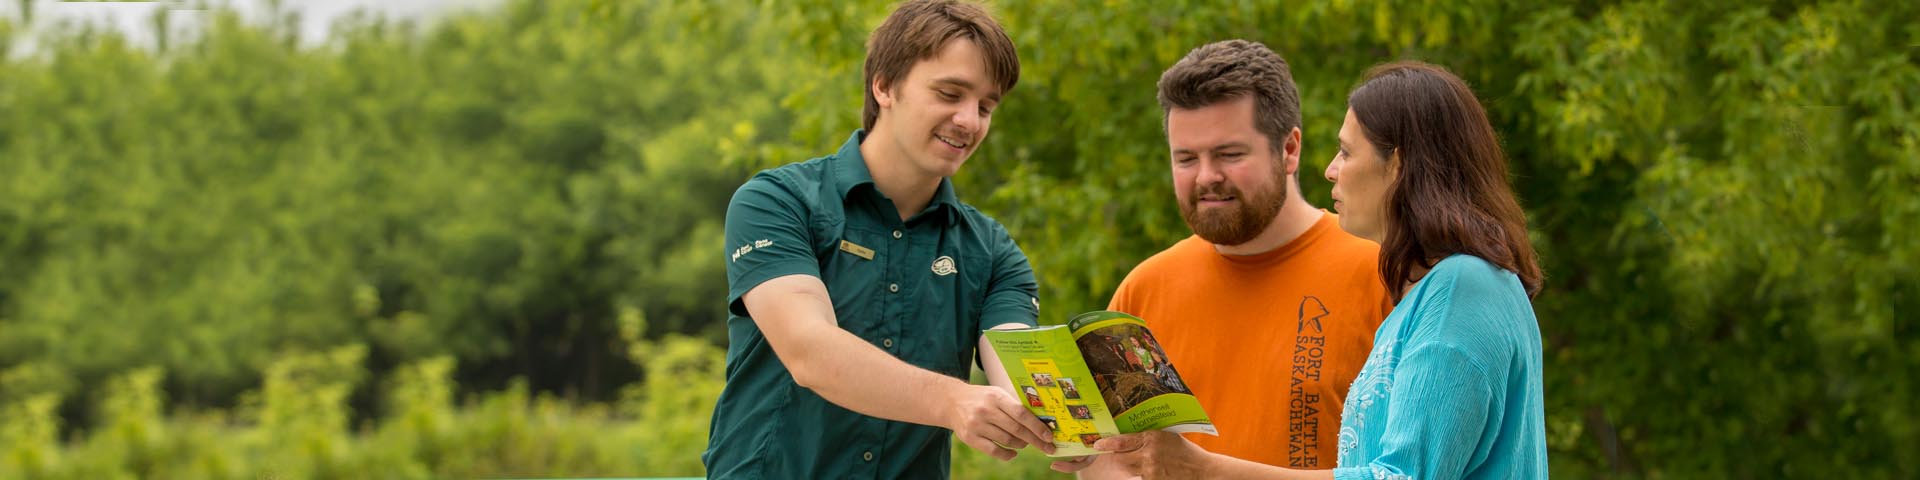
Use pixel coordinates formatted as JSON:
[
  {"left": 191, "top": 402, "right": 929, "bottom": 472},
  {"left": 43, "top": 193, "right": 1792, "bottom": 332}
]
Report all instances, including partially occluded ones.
[{"left": 983, "top": 310, "right": 1215, "bottom": 457}]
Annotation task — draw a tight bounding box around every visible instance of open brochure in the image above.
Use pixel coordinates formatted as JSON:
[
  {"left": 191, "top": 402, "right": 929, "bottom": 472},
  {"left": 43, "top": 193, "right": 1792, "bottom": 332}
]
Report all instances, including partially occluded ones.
[{"left": 983, "top": 310, "right": 1215, "bottom": 457}]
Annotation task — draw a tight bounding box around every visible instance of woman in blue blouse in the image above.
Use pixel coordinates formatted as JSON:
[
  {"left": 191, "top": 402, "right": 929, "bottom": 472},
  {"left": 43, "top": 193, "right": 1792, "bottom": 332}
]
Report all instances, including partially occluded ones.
[{"left": 1082, "top": 61, "right": 1547, "bottom": 479}]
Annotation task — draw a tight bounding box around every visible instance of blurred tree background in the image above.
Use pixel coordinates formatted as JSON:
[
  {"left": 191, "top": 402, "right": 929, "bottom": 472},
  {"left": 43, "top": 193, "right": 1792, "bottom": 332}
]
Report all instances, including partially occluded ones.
[{"left": 0, "top": 0, "right": 1913, "bottom": 478}]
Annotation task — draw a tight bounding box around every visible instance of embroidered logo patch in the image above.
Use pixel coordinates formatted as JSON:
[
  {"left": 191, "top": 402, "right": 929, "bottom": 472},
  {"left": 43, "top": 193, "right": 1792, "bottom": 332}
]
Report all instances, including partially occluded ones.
[
  {"left": 931, "top": 256, "right": 957, "bottom": 276},
  {"left": 730, "top": 239, "right": 773, "bottom": 262}
]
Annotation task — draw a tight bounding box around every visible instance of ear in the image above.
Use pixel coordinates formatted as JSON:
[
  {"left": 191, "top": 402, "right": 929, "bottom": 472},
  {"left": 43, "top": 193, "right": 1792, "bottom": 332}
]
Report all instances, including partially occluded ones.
[
  {"left": 871, "top": 76, "right": 895, "bottom": 109},
  {"left": 1281, "top": 127, "right": 1303, "bottom": 176}
]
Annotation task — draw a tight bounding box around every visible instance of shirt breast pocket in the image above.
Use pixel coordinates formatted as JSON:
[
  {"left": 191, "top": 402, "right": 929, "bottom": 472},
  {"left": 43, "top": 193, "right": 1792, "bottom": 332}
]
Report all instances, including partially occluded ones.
[
  {"left": 816, "top": 223, "right": 882, "bottom": 337},
  {"left": 918, "top": 248, "right": 992, "bottom": 378}
]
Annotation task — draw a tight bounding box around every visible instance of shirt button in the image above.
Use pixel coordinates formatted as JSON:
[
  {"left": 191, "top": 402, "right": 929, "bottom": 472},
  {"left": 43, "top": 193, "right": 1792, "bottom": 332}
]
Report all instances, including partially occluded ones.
[
  {"left": 892, "top": 230, "right": 903, "bottom": 239},
  {"left": 888, "top": 283, "right": 899, "bottom": 293},
  {"left": 863, "top": 451, "right": 875, "bottom": 461},
  {"left": 883, "top": 338, "right": 894, "bottom": 348}
]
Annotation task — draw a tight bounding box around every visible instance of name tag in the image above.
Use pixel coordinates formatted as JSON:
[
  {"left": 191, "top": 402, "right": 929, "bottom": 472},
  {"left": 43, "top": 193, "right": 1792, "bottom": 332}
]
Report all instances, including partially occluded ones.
[{"left": 839, "top": 240, "right": 875, "bottom": 260}]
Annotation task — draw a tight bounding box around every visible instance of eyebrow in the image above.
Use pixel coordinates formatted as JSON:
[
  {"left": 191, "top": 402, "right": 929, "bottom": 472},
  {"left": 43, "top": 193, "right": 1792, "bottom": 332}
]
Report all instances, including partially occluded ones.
[
  {"left": 932, "top": 77, "right": 1000, "bottom": 103},
  {"left": 1172, "top": 142, "right": 1252, "bottom": 155}
]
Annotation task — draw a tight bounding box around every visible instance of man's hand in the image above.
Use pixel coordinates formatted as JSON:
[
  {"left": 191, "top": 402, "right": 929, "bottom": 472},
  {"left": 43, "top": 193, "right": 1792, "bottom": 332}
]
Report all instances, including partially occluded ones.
[
  {"left": 1093, "top": 430, "right": 1213, "bottom": 479},
  {"left": 946, "top": 383, "right": 1058, "bottom": 460}
]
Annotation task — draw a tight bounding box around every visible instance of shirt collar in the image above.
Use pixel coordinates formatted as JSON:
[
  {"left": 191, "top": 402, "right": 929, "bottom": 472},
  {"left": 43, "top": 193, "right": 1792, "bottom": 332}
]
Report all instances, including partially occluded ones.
[{"left": 831, "top": 129, "right": 962, "bottom": 223}]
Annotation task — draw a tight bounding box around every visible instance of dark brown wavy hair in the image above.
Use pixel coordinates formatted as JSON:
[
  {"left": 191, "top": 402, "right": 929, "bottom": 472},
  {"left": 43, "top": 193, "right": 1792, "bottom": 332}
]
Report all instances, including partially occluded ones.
[
  {"left": 862, "top": 0, "right": 1020, "bottom": 132},
  {"left": 1347, "top": 61, "right": 1542, "bottom": 299}
]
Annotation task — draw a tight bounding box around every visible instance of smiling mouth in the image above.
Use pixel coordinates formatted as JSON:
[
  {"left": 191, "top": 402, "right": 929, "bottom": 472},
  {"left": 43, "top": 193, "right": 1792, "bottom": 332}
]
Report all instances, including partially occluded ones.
[{"left": 936, "top": 134, "right": 969, "bottom": 149}]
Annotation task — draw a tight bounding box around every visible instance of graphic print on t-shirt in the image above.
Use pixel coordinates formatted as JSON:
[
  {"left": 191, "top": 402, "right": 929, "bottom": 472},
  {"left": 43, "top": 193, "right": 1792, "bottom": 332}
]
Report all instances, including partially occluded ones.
[{"left": 1289, "top": 296, "right": 1329, "bottom": 468}]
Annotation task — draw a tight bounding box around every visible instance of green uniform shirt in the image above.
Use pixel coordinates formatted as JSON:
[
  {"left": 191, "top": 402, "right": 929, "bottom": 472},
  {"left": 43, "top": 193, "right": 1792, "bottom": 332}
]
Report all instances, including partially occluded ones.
[{"left": 705, "top": 130, "right": 1040, "bottom": 479}]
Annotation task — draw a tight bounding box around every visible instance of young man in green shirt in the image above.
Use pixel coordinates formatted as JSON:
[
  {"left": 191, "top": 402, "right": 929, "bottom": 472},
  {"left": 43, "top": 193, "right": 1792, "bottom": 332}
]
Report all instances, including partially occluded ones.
[{"left": 704, "top": 1, "right": 1054, "bottom": 478}]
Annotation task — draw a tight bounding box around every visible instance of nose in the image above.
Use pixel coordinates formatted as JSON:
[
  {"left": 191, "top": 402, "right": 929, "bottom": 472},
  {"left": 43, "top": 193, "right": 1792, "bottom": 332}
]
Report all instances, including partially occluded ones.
[
  {"left": 1324, "top": 156, "right": 1341, "bottom": 183},
  {"left": 951, "top": 103, "right": 981, "bottom": 133},
  {"left": 1197, "top": 156, "right": 1227, "bottom": 186}
]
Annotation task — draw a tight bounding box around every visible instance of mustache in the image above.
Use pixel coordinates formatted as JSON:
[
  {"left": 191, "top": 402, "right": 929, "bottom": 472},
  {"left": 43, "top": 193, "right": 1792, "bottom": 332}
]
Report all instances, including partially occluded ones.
[{"left": 1189, "top": 182, "right": 1242, "bottom": 203}]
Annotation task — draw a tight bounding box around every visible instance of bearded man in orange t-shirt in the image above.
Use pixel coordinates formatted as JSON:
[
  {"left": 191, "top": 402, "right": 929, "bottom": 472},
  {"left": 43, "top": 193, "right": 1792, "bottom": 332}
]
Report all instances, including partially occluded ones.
[{"left": 1061, "top": 40, "right": 1394, "bottom": 477}]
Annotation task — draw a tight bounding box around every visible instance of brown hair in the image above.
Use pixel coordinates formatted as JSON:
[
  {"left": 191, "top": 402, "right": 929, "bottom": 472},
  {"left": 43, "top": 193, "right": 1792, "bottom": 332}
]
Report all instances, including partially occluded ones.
[
  {"left": 862, "top": 0, "right": 1020, "bottom": 131},
  {"left": 1156, "top": 39, "right": 1302, "bottom": 155},
  {"left": 1347, "top": 61, "right": 1542, "bottom": 299}
]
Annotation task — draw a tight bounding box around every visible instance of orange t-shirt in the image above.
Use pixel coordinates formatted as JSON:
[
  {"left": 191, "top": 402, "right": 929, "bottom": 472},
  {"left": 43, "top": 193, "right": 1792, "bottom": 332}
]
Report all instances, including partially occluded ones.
[{"left": 1108, "top": 212, "right": 1392, "bottom": 469}]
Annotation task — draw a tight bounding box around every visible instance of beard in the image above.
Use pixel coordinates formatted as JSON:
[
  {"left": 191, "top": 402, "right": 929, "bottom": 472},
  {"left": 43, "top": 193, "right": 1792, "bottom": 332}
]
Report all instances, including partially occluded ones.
[{"left": 1179, "top": 171, "right": 1287, "bottom": 246}]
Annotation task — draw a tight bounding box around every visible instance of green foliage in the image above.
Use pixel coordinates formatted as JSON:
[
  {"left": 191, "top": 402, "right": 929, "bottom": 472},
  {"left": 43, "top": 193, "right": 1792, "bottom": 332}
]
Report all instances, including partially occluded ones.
[
  {"left": 0, "top": 315, "right": 727, "bottom": 479},
  {"left": 614, "top": 306, "right": 724, "bottom": 474},
  {"left": 0, "top": 0, "right": 790, "bottom": 409}
]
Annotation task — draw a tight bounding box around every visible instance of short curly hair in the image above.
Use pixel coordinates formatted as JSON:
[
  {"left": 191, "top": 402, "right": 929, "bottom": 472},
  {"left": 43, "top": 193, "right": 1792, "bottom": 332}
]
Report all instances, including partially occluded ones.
[{"left": 1156, "top": 40, "right": 1302, "bottom": 154}]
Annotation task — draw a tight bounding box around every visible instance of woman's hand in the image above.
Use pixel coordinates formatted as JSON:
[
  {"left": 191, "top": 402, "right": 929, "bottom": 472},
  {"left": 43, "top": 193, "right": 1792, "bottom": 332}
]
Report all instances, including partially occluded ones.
[{"left": 1092, "top": 430, "right": 1215, "bottom": 479}]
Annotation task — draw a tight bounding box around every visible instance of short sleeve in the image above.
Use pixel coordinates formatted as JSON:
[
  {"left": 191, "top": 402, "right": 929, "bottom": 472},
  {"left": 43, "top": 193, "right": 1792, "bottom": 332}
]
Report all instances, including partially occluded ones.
[
  {"left": 976, "top": 221, "right": 1039, "bottom": 330},
  {"left": 724, "top": 177, "right": 822, "bottom": 317}
]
